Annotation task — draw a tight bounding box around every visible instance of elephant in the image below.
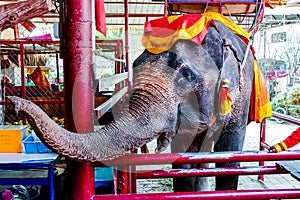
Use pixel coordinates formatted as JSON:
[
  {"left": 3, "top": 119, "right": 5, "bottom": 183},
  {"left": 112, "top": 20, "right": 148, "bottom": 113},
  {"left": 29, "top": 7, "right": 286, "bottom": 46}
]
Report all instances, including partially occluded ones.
[{"left": 7, "top": 13, "right": 264, "bottom": 191}]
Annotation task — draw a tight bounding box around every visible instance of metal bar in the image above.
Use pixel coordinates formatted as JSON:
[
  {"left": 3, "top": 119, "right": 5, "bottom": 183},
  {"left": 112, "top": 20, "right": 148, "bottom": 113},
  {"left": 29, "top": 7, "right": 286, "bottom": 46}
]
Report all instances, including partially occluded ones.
[
  {"left": 1, "top": 51, "right": 59, "bottom": 55},
  {"left": 56, "top": 53, "right": 60, "bottom": 84},
  {"left": 0, "top": 40, "right": 60, "bottom": 45},
  {"left": 96, "top": 39, "right": 123, "bottom": 44},
  {"left": 136, "top": 166, "right": 287, "bottom": 179},
  {"left": 124, "top": 0, "right": 130, "bottom": 84},
  {"left": 49, "top": 165, "right": 55, "bottom": 200},
  {"left": 94, "top": 51, "right": 125, "bottom": 63},
  {"left": 167, "top": 0, "right": 262, "bottom": 3},
  {"left": 98, "top": 72, "right": 128, "bottom": 90},
  {"left": 92, "top": 188, "right": 300, "bottom": 200},
  {"left": 20, "top": 42, "right": 26, "bottom": 99},
  {"left": 258, "top": 118, "right": 266, "bottom": 181},
  {"left": 117, "top": 165, "right": 131, "bottom": 194},
  {"left": 131, "top": 165, "right": 137, "bottom": 193},
  {"left": 104, "top": 1, "right": 164, "bottom": 4},
  {"left": 0, "top": 178, "right": 48, "bottom": 185},
  {"left": 94, "top": 87, "right": 128, "bottom": 118},
  {"left": 30, "top": 100, "right": 64, "bottom": 104},
  {"left": 272, "top": 112, "right": 300, "bottom": 125},
  {"left": 0, "top": 163, "right": 53, "bottom": 169},
  {"left": 105, "top": 13, "right": 164, "bottom": 18},
  {"left": 63, "top": 0, "right": 94, "bottom": 199},
  {"left": 93, "top": 151, "right": 300, "bottom": 166}
]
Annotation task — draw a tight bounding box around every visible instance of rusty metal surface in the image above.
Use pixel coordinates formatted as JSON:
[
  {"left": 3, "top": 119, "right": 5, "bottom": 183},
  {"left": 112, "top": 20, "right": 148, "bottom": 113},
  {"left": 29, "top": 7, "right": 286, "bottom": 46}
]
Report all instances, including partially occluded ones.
[
  {"left": 136, "top": 166, "right": 287, "bottom": 179},
  {"left": 93, "top": 150, "right": 300, "bottom": 166}
]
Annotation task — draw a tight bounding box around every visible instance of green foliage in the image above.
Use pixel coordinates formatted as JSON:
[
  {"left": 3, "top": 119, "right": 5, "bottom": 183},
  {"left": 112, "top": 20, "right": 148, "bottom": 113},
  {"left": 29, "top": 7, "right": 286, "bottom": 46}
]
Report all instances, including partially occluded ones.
[{"left": 271, "top": 85, "right": 300, "bottom": 116}]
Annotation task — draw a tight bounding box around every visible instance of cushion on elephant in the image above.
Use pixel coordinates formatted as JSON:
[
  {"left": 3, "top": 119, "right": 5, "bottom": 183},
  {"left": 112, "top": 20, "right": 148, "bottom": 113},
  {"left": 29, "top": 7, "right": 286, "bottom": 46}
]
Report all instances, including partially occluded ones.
[{"left": 142, "top": 12, "right": 249, "bottom": 55}]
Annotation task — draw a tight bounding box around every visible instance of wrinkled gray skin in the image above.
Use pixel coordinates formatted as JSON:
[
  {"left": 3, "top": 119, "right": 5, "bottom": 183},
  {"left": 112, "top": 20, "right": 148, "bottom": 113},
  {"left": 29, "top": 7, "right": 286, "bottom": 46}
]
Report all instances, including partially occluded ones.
[{"left": 8, "top": 20, "right": 254, "bottom": 191}]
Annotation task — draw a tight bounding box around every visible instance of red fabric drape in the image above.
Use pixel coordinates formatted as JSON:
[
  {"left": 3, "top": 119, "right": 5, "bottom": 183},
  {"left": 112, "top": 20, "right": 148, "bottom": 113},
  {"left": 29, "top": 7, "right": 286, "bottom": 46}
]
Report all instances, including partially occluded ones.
[
  {"left": 29, "top": 66, "right": 50, "bottom": 91},
  {"left": 95, "top": 0, "right": 106, "bottom": 36}
]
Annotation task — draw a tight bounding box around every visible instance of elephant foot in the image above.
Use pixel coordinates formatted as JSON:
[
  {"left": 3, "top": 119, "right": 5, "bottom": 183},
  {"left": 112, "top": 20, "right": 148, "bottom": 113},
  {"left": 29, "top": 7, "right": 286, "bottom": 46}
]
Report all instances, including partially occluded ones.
[
  {"left": 173, "top": 177, "right": 196, "bottom": 192},
  {"left": 155, "top": 131, "right": 175, "bottom": 153},
  {"left": 215, "top": 175, "right": 238, "bottom": 190},
  {"left": 195, "top": 177, "right": 210, "bottom": 191}
]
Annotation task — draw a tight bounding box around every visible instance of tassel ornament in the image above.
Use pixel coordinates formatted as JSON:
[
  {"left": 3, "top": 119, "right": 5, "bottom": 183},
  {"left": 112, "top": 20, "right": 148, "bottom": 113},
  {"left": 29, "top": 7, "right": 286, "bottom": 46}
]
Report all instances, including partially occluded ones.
[{"left": 219, "top": 79, "right": 232, "bottom": 115}]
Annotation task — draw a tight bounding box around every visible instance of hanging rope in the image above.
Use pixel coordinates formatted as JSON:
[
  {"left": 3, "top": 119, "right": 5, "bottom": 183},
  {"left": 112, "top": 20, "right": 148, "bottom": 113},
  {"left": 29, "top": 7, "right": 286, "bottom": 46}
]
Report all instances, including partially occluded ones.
[{"left": 240, "top": 0, "right": 264, "bottom": 71}]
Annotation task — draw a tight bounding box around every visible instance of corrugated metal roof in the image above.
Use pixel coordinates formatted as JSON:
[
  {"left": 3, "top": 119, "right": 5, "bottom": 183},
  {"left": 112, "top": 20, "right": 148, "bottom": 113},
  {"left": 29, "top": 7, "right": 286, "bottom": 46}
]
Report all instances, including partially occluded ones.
[{"left": 105, "top": 0, "right": 165, "bottom": 26}]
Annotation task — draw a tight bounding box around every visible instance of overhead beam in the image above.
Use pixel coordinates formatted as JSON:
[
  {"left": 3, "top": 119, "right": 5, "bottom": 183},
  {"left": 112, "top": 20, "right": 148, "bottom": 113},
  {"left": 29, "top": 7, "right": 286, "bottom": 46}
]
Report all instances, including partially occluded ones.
[
  {"left": 106, "top": 13, "right": 164, "bottom": 17},
  {"left": 0, "top": 0, "right": 51, "bottom": 31}
]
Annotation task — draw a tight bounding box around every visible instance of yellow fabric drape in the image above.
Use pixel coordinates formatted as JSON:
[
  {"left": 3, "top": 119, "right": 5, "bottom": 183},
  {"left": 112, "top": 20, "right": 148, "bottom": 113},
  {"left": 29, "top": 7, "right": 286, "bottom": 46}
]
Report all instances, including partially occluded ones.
[
  {"left": 142, "top": 14, "right": 215, "bottom": 54},
  {"left": 142, "top": 12, "right": 250, "bottom": 54},
  {"left": 27, "top": 67, "right": 50, "bottom": 75},
  {"left": 202, "top": 12, "right": 250, "bottom": 40},
  {"left": 253, "top": 60, "right": 273, "bottom": 122}
]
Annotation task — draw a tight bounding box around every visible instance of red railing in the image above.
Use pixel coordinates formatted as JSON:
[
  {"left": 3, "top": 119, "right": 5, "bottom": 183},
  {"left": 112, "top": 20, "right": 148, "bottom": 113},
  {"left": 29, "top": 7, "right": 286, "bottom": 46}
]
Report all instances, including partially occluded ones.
[
  {"left": 89, "top": 113, "right": 300, "bottom": 199},
  {"left": 258, "top": 112, "right": 300, "bottom": 181},
  {"left": 91, "top": 150, "right": 300, "bottom": 199},
  {"left": 93, "top": 189, "right": 300, "bottom": 200}
]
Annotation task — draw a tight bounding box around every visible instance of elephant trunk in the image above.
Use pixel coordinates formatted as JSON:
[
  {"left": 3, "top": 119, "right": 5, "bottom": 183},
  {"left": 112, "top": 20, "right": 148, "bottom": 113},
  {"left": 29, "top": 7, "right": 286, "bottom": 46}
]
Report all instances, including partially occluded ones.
[{"left": 7, "top": 84, "right": 177, "bottom": 162}]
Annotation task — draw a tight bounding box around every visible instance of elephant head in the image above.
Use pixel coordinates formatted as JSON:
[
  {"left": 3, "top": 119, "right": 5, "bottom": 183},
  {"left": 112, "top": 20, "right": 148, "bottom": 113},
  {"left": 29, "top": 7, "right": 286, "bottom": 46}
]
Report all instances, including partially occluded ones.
[{"left": 7, "top": 17, "right": 254, "bottom": 164}]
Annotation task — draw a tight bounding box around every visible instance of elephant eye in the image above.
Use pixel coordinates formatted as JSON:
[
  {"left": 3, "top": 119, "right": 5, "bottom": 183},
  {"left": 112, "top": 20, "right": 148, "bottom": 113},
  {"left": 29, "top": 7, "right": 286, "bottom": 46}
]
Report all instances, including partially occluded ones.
[{"left": 179, "top": 66, "right": 195, "bottom": 82}]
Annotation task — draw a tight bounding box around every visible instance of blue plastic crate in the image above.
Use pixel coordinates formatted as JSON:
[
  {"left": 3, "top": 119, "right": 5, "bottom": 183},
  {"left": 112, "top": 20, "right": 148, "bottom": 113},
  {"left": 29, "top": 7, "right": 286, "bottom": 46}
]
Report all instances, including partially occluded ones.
[
  {"left": 94, "top": 167, "right": 114, "bottom": 194},
  {"left": 23, "top": 134, "right": 52, "bottom": 154}
]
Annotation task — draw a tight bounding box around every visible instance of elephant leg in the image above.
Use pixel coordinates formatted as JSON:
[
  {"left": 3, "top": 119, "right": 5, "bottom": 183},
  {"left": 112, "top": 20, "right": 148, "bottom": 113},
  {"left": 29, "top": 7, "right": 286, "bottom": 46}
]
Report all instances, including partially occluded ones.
[
  {"left": 194, "top": 138, "right": 214, "bottom": 191},
  {"left": 172, "top": 163, "right": 197, "bottom": 192},
  {"left": 214, "top": 127, "right": 246, "bottom": 190},
  {"left": 194, "top": 163, "right": 210, "bottom": 191},
  {"left": 171, "top": 132, "right": 211, "bottom": 192},
  {"left": 215, "top": 163, "right": 239, "bottom": 190},
  {"left": 155, "top": 130, "right": 177, "bottom": 153},
  {"left": 171, "top": 134, "right": 196, "bottom": 192}
]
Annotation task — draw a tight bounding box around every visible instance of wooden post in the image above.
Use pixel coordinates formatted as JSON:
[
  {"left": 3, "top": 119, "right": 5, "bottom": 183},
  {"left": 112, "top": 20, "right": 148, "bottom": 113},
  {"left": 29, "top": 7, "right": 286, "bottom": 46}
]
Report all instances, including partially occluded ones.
[{"left": 0, "top": 0, "right": 51, "bottom": 31}]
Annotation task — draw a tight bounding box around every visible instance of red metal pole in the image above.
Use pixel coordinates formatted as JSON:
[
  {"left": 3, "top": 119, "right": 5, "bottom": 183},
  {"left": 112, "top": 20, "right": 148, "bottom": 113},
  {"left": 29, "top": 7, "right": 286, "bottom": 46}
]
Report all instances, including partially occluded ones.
[
  {"left": 62, "top": 0, "right": 94, "bottom": 199},
  {"left": 272, "top": 112, "right": 300, "bottom": 125},
  {"left": 131, "top": 165, "right": 137, "bottom": 193},
  {"left": 117, "top": 165, "right": 130, "bottom": 194},
  {"left": 20, "top": 42, "right": 26, "bottom": 99},
  {"left": 258, "top": 118, "right": 266, "bottom": 181},
  {"left": 117, "top": 0, "right": 130, "bottom": 195},
  {"left": 92, "top": 189, "right": 300, "bottom": 200},
  {"left": 136, "top": 166, "right": 287, "bottom": 179},
  {"left": 124, "top": 0, "right": 129, "bottom": 80},
  {"left": 19, "top": 41, "right": 27, "bottom": 124},
  {"left": 93, "top": 151, "right": 300, "bottom": 166}
]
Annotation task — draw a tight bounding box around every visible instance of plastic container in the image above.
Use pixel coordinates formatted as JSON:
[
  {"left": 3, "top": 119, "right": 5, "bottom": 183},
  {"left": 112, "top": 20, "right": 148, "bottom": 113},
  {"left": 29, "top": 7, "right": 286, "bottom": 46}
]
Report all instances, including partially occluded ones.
[
  {"left": 23, "top": 134, "right": 52, "bottom": 154},
  {"left": 94, "top": 167, "right": 114, "bottom": 194},
  {"left": 0, "top": 125, "right": 28, "bottom": 153}
]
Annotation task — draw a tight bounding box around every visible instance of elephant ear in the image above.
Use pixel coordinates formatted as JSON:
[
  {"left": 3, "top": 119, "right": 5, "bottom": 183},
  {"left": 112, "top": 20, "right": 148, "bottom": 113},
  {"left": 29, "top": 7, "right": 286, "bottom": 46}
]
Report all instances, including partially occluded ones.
[
  {"left": 216, "top": 22, "right": 248, "bottom": 105},
  {"left": 201, "top": 26, "right": 224, "bottom": 70},
  {"left": 214, "top": 21, "right": 247, "bottom": 64}
]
